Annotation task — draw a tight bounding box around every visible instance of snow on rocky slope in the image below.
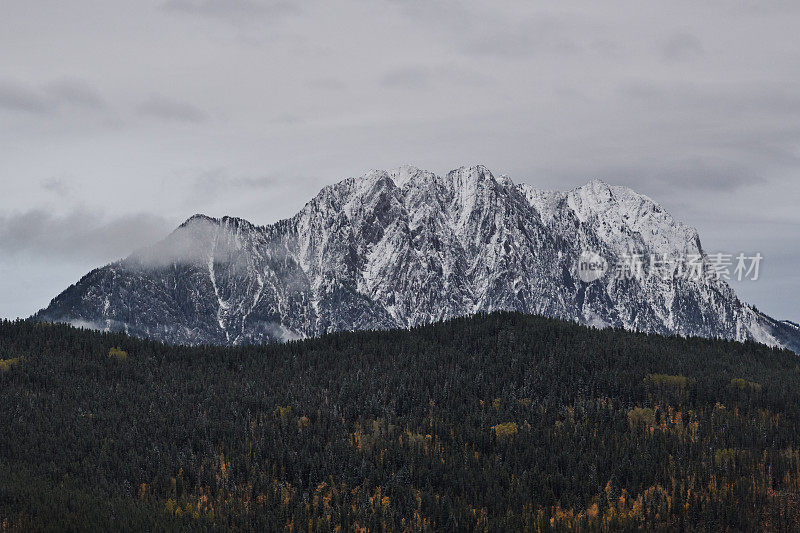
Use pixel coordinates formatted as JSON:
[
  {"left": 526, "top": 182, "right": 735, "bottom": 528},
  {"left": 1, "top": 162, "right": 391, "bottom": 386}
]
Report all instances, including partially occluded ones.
[{"left": 34, "top": 165, "right": 800, "bottom": 353}]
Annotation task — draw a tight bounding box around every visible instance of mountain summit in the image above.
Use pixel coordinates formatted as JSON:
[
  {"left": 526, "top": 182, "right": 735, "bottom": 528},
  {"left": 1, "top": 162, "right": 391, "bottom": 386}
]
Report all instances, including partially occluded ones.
[{"left": 34, "top": 165, "right": 800, "bottom": 352}]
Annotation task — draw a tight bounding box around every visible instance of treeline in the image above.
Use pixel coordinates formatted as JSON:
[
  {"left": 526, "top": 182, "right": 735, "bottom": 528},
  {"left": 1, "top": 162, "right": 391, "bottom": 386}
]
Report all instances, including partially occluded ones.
[{"left": 1, "top": 313, "right": 800, "bottom": 531}]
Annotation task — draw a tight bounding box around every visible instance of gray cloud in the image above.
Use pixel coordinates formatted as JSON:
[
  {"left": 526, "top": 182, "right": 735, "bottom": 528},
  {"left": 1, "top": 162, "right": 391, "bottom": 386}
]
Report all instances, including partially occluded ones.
[
  {"left": 40, "top": 177, "right": 73, "bottom": 196},
  {"left": 306, "top": 78, "right": 346, "bottom": 91},
  {"left": 2, "top": 0, "right": 800, "bottom": 321},
  {"left": 0, "top": 81, "right": 52, "bottom": 114},
  {"left": 131, "top": 215, "right": 222, "bottom": 268},
  {"left": 138, "top": 95, "right": 207, "bottom": 123},
  {"left": 44, "top": 79, "right": 106, "bottom": 109},
  {"left": 192, "top": 168, "right": 277, "bottom": 190},
  {"left": 380, "top": 65, "right": 488, "bottom": 90},
  {"left": 0, "top": 210, "right": 174, "bottom": 263},
  {"left": 387, "top": 3, "right": 584, "bottom": 59},
  {"left": 0, "top": 78, "right": 106, "bottom": 115},
  {"left": 619, "top": 80, "right": 800, "bottom": 117},
  {"left": 162, "top": 0, "right": 299, "bottom": 19},
  {"left": 183, "top": 169, "right": 294, "bottom": 205},
  {"left": 602, "top": 158, "right": 764, "bottom": 196},
  {"left": 380, "top": 67, "right": 435, "bottom": 90},
  {"left": 166, "top": 167, "right": 325, "bottom": 223},
  {"left": 460, "top": 16, "right": 576, "bottom": 58},
  {"left": 659, "top": 32, "right": 704, "bottom": 62},
  {"left": 268, "top": 113, "right": 305, "bottom": 125}
]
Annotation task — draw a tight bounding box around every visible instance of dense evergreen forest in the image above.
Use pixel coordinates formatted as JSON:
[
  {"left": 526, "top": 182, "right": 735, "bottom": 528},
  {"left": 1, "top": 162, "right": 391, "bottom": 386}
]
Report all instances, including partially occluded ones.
[{"left": 2, "top": 312, "right": 800, "bottom": 531}]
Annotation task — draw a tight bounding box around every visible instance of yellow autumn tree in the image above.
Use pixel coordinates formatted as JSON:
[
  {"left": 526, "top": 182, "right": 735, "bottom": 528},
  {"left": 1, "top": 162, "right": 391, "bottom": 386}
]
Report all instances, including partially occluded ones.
[
  {"left": 0, "top": 357, "right": 23, "bottom": 372},
  {"left": 108, "top": 347, "right": 128, "bottom": 360},
  {"left": 492, "top": 422, "right": 518, "bottom": 439}
]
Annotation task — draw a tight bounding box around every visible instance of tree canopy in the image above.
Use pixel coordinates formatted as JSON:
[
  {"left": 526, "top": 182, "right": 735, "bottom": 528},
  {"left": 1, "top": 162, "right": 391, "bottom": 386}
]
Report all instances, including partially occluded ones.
[{"left": 1, "top": 312, "right": 799, "bottom": 530}]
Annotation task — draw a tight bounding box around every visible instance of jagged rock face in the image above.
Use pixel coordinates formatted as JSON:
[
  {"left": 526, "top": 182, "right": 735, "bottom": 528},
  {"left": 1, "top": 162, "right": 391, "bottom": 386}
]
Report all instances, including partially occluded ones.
[{"left": 35, "top": 165, "right": 800, "bottom": 352}]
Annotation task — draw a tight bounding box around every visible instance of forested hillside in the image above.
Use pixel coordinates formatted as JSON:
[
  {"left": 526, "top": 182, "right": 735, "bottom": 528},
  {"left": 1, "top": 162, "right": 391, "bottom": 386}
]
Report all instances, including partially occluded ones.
[{"left": 2, "top": 313, "right": 800, "bottom": 531}]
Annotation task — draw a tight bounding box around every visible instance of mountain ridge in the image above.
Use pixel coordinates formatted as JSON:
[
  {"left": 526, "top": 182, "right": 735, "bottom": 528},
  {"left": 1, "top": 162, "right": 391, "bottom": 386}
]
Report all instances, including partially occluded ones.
[{"left": 34, "top": 165, "right": 800, "bottom": 352}]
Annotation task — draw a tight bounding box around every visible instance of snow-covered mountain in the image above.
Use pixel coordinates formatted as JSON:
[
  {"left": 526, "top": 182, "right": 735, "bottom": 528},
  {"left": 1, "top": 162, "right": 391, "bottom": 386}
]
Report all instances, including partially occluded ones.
[{"left": 34, "top": 165, "right": 800, "bottom": 353}]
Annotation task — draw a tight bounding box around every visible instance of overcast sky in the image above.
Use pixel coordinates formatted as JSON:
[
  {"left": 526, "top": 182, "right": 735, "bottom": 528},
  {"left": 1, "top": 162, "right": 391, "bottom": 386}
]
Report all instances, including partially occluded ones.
[{"left": 1, "top": 0, "right": 799, "bottom": 321}]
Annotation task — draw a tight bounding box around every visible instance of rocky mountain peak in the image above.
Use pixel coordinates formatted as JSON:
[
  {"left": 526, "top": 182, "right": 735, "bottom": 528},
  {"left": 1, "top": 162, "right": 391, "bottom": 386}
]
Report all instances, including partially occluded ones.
[{"left": 34, "top": 165, "right": 800, "bottom": 353}]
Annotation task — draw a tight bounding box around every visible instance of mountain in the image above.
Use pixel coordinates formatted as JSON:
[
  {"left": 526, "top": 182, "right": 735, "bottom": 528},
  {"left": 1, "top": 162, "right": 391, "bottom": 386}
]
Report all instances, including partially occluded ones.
[{"left": 34, "top": 165, "right": 800, "bottom": 352}]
